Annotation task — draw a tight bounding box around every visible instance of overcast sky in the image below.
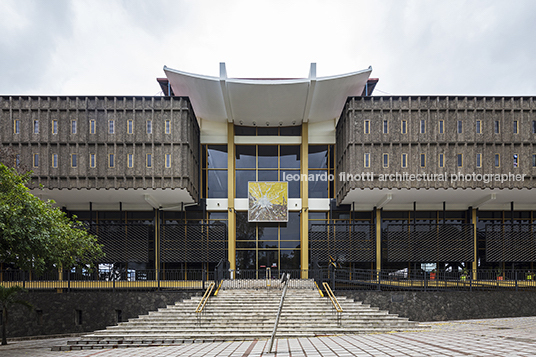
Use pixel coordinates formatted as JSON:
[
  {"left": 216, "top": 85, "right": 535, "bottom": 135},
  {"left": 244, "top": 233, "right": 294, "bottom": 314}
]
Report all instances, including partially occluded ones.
[{"left": 1, "top": 0, "right": 535, "bottom": 96}]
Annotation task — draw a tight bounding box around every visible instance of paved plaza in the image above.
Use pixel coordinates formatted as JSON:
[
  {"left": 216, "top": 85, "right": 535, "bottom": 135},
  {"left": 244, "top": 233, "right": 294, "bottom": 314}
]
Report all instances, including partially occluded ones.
[{"left": 2, "top": 316, "right": 536, "bottom": 356}]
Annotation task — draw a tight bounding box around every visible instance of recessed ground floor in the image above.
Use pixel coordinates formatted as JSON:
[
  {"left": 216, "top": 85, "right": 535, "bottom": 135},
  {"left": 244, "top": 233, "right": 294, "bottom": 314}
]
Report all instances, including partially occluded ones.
[{"left": 25, "top": 206, "right": 535, "bottom": 277}]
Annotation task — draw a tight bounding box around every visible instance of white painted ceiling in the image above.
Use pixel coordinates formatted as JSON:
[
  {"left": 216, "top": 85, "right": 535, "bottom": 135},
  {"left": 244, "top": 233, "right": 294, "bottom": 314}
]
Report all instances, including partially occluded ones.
[
  {"left": 31, "top": 188, "right": 195, "bottom": 211},
  {"left": 342, "top": 188, "right": 536, "bottom": 211}
]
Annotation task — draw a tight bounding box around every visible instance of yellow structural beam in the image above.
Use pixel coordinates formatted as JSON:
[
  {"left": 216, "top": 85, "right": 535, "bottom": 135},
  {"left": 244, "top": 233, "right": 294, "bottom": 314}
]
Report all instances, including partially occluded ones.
[
  {"left": 227, "top": 123, "right": 236, "bottom": 272},
  {"left": 376, "top": 209, "right": 382, "bottom": 273},
  {"left": 155, "top": 209, "right": 160, "bottom": 274},
  {"left": 300, "top": 123, "right": 309, "bottom": 279},
  {"left": 472, "top": 208, "right": 477, "bottom": 280}
]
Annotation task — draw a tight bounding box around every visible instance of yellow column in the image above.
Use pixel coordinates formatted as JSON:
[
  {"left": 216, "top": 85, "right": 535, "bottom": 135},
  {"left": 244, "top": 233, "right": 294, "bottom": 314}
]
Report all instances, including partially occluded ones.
[
  {"left": 227, "top": 123, "right": 236, "bottom": 272},
  {"left": 57, "top": 266, "right": 63, "bottom": 293},
  {"left": 155, "top": 209, "right": 159, "bottom": 273},
  {"left": 376, "top": 209, "right": 382, "bottom": 274},
  {"left": 472, "top": 208, "right": 477, "bottom": 280},
  {"left": 301, "top": 123, "right": 309, "bottom": 279}
]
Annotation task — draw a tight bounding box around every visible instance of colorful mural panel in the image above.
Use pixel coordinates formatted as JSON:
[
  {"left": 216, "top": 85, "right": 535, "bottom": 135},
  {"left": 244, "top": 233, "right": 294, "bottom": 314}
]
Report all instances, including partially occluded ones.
[{"left": 248, "top": 182, "right": 288, "bottom": 222}]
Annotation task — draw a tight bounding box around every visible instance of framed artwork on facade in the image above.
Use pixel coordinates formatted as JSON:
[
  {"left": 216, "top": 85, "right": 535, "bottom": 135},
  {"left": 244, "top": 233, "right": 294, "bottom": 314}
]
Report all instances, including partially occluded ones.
[{"left": 248, "top": 181, "right": 288, "bottom": 222}]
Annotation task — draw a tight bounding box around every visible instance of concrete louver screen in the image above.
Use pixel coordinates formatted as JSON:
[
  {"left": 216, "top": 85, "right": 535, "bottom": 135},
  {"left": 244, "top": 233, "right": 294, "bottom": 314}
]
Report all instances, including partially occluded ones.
[
  {"left": 88, "top": 223, "right": 153, "bottom": 263},
  {"left": 309, "top": 223, "right": 376, "bottom": 263},
  {"left": 160, "top": 223, "right": 227, "bottom": 263},
  {"left": 386, "top": 223, "right": 474, "bottom": 262},
  {"left": 486, "top": 223, "right": 536, "bottom": 262}
]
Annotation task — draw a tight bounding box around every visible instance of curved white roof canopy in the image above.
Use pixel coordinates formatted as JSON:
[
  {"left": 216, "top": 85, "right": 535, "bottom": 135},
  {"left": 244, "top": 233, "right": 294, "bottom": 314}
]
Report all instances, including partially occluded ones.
[{"left": 164, "top": 63, "right": 372, "bottom": 126}]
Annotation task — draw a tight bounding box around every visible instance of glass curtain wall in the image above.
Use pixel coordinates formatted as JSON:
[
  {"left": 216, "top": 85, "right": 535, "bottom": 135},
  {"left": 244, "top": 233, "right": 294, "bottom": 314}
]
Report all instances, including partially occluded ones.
[
  {"left": 235, "top": 143, "right": 301, "bottom": 270},
  {"left": 236, "top": 211, "right": 301, "bottom": 271},
  {"left": 202, "top": 145, "right": 228, "bottom": 198},
  {"left": 308, "top": 145, "right": 335, "bottom": 198},
  {"left": 235, "top": 145, "right": 300, "bottom": 198}
]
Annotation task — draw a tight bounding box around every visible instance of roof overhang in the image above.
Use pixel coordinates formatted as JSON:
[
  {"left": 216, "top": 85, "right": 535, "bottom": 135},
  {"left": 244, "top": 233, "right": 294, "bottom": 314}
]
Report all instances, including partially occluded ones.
[
  {"left": 163, "top": 63, "right": 372, "bottom": 126},
  {"left": 341, "top": 188, "right": 536, "bottom": 211},
  {"left": 32, "top": 188, "right": 195, "bottom": 211}
]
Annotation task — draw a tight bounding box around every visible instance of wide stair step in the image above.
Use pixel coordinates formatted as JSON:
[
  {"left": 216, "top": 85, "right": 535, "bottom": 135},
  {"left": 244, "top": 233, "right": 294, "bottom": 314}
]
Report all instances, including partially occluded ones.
[{"left": 53, "top": 280, "right": 428, "bottom": 351}]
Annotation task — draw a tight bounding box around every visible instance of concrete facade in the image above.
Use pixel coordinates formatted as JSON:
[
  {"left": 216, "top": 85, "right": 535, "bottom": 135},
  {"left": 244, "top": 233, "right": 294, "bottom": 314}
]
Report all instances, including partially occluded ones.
[
  {"left": 337, "top": 96, "right": 536, "bottom": 204},
  {"left": 0, "top": 96, "right": 199, "bottom": 198},
  {"left": 1, "top": 65, "right": 536, "bottom": 278}
]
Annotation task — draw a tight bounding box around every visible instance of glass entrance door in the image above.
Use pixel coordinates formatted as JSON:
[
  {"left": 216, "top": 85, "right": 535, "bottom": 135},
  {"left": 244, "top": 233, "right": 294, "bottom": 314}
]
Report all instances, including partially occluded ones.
[{"left": 236, "top": 212, "right": 301, "bottom": 271}]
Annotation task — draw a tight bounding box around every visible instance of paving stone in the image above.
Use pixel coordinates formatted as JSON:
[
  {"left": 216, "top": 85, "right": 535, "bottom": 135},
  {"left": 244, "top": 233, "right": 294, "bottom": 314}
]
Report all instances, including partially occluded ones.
[{"left": 5, "top": 316, "right": 536, "bottom": 356}]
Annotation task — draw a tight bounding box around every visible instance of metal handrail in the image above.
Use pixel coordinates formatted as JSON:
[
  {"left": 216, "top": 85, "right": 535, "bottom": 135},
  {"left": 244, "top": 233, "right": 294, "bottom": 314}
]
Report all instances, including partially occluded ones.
[
  {"left": 5, "top": 267, "right": 536, "bottom": 292},
  {"left": 266, "top": 267, "right": 272, "bottom": 287},
  {"left": 195, "top": 282, "right": 215, "bottom": 313},
  {"left": 314, "top": 281, "right": 324, "bottom": 297},
  {"left": 213, "top": 280, "right": 223, "bottom": 296},
  {"left": 268, "top": 273, "right": 290, "bottom": 353},
  {"left": 322, "top": 282, "right": 342, "bottom": 312}
]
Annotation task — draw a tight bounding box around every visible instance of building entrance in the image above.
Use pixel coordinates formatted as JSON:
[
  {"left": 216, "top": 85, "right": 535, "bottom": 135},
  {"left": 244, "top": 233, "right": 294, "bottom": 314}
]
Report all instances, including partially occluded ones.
[{"left": 236, "top": 211, "right": 300, "bottom": 270}]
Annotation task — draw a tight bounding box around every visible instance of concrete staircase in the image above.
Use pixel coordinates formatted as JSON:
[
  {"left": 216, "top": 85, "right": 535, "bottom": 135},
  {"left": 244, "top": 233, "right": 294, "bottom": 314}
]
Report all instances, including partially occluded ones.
[{"left": 54, "top": 281, "right": 427, "bottom": 350}]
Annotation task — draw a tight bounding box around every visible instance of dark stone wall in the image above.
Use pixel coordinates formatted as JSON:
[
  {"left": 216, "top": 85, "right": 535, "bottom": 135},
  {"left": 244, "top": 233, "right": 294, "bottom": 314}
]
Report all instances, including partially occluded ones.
[
  {"left": 4, "top": 290, "right": 200, "bottom": 338},
  {"left": 5, "top": 290, "right": 536, "bottom": 338},
  {"left": 339, "top": 290, "right": 536, "bottom": 322}
]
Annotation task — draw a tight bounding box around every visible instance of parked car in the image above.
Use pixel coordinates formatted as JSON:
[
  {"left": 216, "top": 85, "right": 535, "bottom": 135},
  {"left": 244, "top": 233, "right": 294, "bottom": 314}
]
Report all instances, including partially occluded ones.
[
  {"left": 388, "top": 268, "right": 427, "bottom": 280},
  {"left": 388, "top": 268, "right": 408, "bottom": 279}
]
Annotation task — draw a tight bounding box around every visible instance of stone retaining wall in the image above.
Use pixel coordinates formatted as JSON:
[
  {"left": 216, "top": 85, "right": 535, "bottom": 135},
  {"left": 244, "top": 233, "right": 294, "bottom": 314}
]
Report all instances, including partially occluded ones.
[
  {"left": 6, "top": 290, "right": 536, "bottom": 339},
  {"left": 4, "top": 291, "right": 200, "bottom": 339},
  {"left": 338, "top": 291, "right": 536, "bottom": 322}
]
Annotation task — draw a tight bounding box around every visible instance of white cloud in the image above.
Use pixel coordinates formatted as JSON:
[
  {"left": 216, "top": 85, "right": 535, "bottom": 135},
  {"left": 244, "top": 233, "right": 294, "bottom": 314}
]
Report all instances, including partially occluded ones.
[{"left": 1, "top": 0, "right": 535, "bottom": 95}]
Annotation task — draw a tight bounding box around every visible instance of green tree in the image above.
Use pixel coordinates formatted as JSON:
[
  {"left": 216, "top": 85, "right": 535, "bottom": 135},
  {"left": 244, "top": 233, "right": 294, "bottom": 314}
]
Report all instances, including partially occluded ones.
[
  {"left": 0, "top": 285, "right": 32, "bottom": 345},
  {"left": 0, "top": 163, "right": 103, "bottom": 273},
  {"left": 0, "top": 146, "right": 27, "bottom": 174}
]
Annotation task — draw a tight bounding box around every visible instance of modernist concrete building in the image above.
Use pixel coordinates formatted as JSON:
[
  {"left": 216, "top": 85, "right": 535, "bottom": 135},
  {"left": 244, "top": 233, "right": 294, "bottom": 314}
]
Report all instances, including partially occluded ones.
[{"left": 2, "top": 63, "right": 536, "bottom": 277}]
